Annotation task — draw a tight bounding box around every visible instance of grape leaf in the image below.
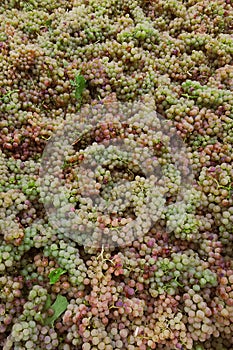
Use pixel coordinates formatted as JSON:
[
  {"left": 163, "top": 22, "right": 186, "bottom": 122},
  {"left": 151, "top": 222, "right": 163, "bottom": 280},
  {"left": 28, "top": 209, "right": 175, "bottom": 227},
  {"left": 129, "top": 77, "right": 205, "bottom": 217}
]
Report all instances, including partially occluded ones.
[
  {"left": 44, "top": 295, "right": 68, "bottom": 327},
  {"left": 70, "top": 71, "right": 86, "bottom": 101},
  {"left": 48, "top": 268, "right": 66, "bottom": 284},
  {"left": 44, "top": 294, "right": 52, "bottom": 311}
]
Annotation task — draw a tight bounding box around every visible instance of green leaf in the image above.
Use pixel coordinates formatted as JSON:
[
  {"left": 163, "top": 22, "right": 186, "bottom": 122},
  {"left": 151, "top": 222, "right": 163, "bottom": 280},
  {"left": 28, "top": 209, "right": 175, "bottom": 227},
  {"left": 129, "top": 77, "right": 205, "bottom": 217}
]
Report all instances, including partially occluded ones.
[
  {"left": 44, "top": 295, "right": 68, "bottom": 327},
  {"left": 44, "top": 294, "right": 52, "bottom": 311},
  {"left": 48, "top": 268, "right": 67, "bottom": 284},
  {"left": 70, "top": 71, "right": 86, "bottom": 101}
]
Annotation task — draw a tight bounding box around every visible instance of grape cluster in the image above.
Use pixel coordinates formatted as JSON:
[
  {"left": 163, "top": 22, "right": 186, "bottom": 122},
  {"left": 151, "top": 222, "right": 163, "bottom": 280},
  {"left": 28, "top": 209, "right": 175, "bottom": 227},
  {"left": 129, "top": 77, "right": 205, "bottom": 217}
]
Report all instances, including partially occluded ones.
[{"left": 44, "top": 241, "right": 87, "bottom": 288}]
